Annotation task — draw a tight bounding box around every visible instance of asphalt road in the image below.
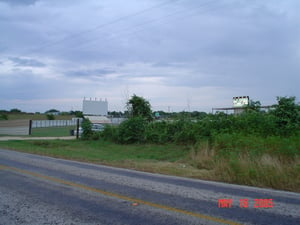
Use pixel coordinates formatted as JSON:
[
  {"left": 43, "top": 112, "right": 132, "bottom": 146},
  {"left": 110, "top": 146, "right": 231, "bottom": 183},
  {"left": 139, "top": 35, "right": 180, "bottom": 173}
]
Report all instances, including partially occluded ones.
[{"left": 0, "top": 149, "right": 299, "bottom": 225}]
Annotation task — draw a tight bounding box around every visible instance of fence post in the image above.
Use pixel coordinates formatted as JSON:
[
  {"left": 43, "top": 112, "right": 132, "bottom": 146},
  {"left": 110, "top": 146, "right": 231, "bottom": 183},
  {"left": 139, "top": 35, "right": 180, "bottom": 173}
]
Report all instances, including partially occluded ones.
[
  {"left": 29, "top": 120, "right": 32, "bottom": 135},
  {"left": 76, "top": 119, "right": 80, "bottom": 139}
]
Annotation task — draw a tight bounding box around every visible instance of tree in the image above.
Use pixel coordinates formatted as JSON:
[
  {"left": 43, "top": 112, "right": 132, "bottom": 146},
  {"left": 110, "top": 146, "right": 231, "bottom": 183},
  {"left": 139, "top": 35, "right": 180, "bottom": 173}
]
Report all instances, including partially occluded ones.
[
  {"left": 74, "top": 111, "right": 84, "bottom": 118},
  {"left": 118, "top": 117, "right": 146, "bottom": 143},
  {"left": 271, "top": 96, "right": 300, "bottom": 136},
  {"left": 108, "top": 111, "right": 123, "bottom": 117},
  {"left": 0, "top": 110, "right": 8, "bottom": 114},
  {"left": 246, "top": 100, "right": 261, "bottom": 112},
  {"left": 127, "top": 94, "right": 153, "bottom": 121},
  {"left": 10, "top": 108, "right": 22, "bottom": 113},
  {"left": 0, "top": 114, "right": 8, "bottom": 120},
  {"left": 46, "top": 114, "right": 55, "bottom": 120},
  {"left": 45, "top": 109, "right": 60, "bottom": 114}
]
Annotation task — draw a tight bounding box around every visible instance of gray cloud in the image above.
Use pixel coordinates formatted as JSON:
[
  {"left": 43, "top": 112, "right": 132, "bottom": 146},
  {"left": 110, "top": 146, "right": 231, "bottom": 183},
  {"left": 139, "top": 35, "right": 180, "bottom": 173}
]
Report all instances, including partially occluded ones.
[
  {"left": 0, "top": 70, "right": 45, "bottom": 100},
  {"left": 0, "top": 70, "right": 75, "bottom": 100},
  {"left": 0, "top": 0, "right": 299, "bottom": 112},
  {"left": 9, "top": 57, "right": 45, "bottom": 67},
  {"left": 0, "top": 0, "right": 38, "bottom": 6},
  {"left": 64, "top": 68, "right": 115, "bottom": 78}
]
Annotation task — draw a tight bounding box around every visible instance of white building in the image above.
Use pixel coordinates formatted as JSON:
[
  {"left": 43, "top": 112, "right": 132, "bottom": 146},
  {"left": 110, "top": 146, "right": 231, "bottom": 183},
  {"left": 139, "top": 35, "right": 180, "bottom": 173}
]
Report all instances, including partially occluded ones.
[{"left": 82, "top": 98, "right": 108, "bottom": 116}]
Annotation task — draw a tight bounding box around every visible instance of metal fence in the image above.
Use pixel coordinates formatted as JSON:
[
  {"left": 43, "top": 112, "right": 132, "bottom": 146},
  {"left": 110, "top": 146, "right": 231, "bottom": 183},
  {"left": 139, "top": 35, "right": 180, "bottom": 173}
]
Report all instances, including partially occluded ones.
[
  {"left": 0, "top": 120, "right": 30, "bottom": 135},
  {"left": 31, "top": 120, "right": 78, "bottom": 128},
  {"left": 0, "top": 118, "right": 123, "bottom": 136}
]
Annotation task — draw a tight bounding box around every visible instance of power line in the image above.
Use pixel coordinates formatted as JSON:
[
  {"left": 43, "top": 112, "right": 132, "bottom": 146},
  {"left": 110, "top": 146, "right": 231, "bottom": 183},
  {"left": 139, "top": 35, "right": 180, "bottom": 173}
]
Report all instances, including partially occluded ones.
[
  {"left": 70, "top": 0, "right": 225, "bottom": 50},
  {"left": 23, "top": 0, "right": 181, "bottom": 56}
]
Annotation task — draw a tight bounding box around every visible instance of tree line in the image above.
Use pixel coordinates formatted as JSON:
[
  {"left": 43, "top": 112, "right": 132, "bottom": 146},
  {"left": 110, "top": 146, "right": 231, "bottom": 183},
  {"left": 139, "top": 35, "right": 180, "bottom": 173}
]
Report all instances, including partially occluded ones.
[{"left": 82, "top": 95, "right": 300, "bottom": 146}]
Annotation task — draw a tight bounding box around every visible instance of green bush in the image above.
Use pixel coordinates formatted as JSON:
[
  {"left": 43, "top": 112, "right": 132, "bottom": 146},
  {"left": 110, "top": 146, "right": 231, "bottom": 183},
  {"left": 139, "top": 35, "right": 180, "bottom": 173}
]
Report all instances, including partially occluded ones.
[
  {"left": 232, "top": 112, "right": 276, "bottom": 136},
  {"left": 211, "top": 133, "right": 300, "bottom": 159},
  {"left": 101, "top": 125, "right": 119, "bottom": 142},
  {"left": 0, "top": 114, "right": 8, "bottom": 120},
  {"left": 145, "top": 121, "right": 169, "bottom": 143},
  {"left": 117, "top": 117, "right": 148, "bottom": 144},
  {"left": 46, "top": 114, "right": 55, "bottom": 120},
  {"left": 172, "top": 120, "right": 197, "bottom": 144},
  {"left": 81, "top": 118, "right": 93, "bottom": 140},
  {"left": 144, "top": 119, "right": 198, "bottom": 144},
  {"left": 271, "top": 96, "right": 300, "bottom": 136},
  {"left": 91, "top": 132, "right": 101, "bottom": 140}
]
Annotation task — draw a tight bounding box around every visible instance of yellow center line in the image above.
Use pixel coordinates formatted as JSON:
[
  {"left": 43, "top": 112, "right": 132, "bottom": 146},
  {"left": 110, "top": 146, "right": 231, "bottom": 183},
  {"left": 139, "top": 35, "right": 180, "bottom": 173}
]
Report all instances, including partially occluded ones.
[{"left": 0, "top": 164, "right": 242, "bottom": 225}]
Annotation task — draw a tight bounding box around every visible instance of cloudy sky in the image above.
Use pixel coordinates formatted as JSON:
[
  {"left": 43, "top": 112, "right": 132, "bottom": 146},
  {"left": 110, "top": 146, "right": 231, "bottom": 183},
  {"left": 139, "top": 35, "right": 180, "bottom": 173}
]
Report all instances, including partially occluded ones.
[{"left": 0, "top": 0, "right": 299, "bottom": 113}]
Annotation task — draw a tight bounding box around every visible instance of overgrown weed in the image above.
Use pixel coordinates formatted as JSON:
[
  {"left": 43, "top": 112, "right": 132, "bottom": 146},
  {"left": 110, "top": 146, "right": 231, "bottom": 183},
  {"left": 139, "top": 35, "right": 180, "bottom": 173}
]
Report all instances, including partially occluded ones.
[{"left": 187, "top": 138, "right": 300, "bottom": 192}]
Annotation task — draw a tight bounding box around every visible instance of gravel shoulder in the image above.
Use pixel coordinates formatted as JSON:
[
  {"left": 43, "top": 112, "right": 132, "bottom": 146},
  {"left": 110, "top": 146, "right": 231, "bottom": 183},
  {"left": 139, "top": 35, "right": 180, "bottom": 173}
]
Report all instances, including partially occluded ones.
[{"left": 1, "top": 149, "right": 300, "bottom": 225}]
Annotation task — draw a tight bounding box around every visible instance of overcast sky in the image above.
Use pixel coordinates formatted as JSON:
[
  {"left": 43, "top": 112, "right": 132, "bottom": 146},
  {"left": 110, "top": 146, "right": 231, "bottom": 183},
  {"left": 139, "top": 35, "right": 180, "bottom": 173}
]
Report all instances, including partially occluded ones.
[{"left": 0, "top": 0, "right": 299, "bottom": 113}]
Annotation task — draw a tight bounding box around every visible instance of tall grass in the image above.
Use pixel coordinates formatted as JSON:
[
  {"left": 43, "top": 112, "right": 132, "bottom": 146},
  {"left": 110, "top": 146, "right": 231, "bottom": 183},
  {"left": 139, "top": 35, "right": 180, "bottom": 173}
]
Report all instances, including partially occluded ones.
[{"left": 188, "top": 135, "right": 300, "bottom": 192}]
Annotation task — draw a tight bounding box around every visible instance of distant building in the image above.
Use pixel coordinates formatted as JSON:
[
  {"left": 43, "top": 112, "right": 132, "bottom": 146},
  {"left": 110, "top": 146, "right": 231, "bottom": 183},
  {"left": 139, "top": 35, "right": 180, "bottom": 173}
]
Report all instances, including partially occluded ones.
[
  {"left": 212, "top": 96, "right": 272, "bottom": 114},
  {"left": 84, "top": 115, "right": 111, "bottom": 124},
  {"left": 212, "top": 96, "right": 249, "bottom": 114},
  {"left": 82, "top": 98, "right": 108, "bottom": 116},
  {"left": 233, "top": 96, "right": 249, "bottom": 114}
]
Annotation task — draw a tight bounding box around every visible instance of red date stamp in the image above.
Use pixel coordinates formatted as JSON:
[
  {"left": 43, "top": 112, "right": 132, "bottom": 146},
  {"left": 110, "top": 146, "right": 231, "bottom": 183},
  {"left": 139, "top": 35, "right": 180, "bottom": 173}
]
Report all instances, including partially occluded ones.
[
  {"left": 239, "top": 198, "right": 249, "bottom": 208},
  {"left": 218, "top": 198, "right": 273, "bottom": 208},
  {"left": 218, "top": 199, "right": 233, "bottom": 208},
  {"left": 253, "top": 199, "right": 273, "bottom": 208}
]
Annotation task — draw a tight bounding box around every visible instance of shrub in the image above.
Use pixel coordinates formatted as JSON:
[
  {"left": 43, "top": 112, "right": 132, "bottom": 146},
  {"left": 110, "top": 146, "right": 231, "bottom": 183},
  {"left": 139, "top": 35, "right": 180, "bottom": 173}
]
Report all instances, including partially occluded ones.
[
  {"left": 81, "top": 118, "right": 93, "bottom": 140},
  {"left": 101, "top": 125, "right": 119, "bottom": 142},
  {"left": 117, "top": 117, "right": 147, "bottom": 144},
  {"left": 46, "top": 114, "right": 55, "bottom": 120},
  {"left": 271, "top": 96, "right": 300, "bottom": 136},
  {"left": 172, "top": 120, "right": 197, "bottom": 144},
  {"left": 91, "top": 132, "right": 101, "bottom": 140},
  {"left": 144, "top": 119, "right": 198, "bottom": 144},
  {"left": 145, "top": 121, "right": 169, "bottom": 143},
  {"left": 0, "top": 114, "right": 8, "bottom": 120},
  {"left": 211, "top": 132, "right": 300, "bottom": 160}
]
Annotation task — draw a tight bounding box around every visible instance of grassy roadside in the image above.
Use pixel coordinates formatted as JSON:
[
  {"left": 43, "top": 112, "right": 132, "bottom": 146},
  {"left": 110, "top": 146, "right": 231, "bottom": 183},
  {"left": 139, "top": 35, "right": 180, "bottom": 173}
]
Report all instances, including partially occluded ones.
[
  {"left": 0, "top": 139, "right": 194, "bottom": 174},
  {"left": 0, "top": 139, "right": 299, "bottom": 192}
]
